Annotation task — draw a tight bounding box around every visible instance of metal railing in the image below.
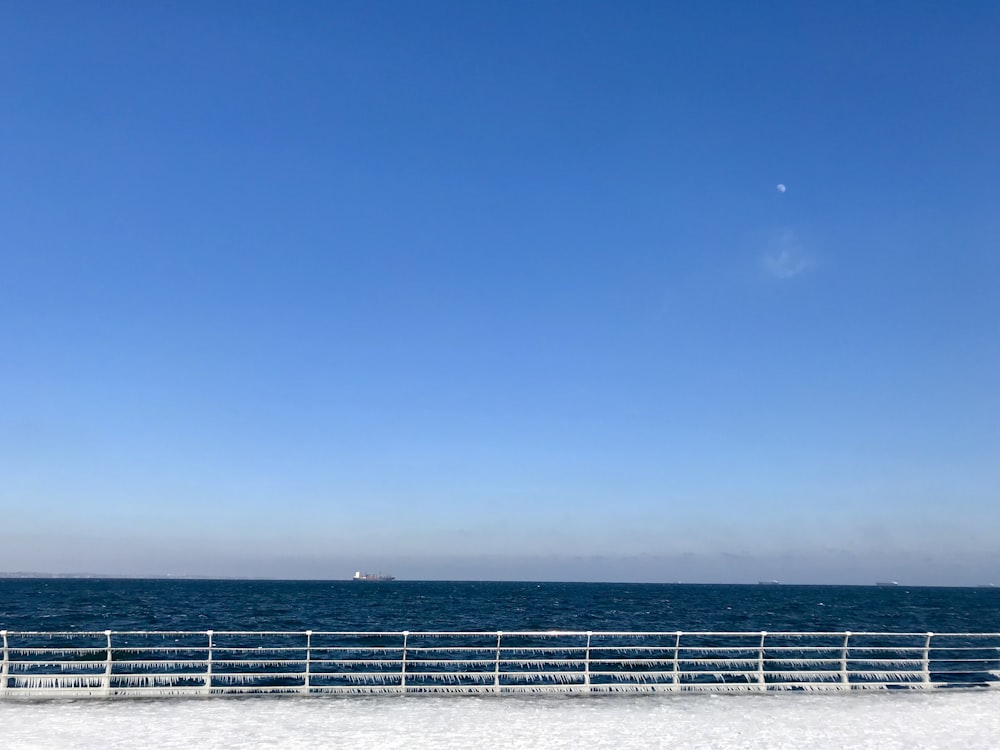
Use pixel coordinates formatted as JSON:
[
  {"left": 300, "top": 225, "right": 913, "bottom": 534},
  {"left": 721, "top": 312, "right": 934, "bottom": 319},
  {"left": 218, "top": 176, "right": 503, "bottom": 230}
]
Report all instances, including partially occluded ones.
[{"left": 1, "top": 630, "right": 998, "bottom": 697}]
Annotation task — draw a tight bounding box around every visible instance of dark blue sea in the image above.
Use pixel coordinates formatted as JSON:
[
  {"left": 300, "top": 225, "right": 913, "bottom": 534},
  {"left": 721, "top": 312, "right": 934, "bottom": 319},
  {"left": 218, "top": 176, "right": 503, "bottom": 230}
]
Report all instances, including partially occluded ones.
[{"left": 2, "top": 579, "right": 998, "bottom": 633}]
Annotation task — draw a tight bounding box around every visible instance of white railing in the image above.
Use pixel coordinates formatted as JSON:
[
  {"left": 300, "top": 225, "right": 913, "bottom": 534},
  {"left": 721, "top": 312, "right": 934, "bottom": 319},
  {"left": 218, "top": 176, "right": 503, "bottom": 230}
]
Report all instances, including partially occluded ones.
[{"left": 1, "top": 630, "right": 998, "bottom": 698}]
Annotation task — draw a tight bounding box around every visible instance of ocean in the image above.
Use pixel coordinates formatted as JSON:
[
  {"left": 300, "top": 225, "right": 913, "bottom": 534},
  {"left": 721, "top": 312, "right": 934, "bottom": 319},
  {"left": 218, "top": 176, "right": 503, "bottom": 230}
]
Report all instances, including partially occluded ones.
[
  {"left": 2, "top": 579, "right": 999, "bottom": 749},
  {"left": 3, "top": 578, "right": 999, "bottom": 632}
]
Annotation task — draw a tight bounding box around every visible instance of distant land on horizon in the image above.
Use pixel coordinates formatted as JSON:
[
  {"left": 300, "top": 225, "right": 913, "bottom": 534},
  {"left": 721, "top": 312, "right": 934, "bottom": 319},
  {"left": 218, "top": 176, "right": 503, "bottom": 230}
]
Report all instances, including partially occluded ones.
[{"left": 4, "top": 572, "right": 998, "bottom": 588}]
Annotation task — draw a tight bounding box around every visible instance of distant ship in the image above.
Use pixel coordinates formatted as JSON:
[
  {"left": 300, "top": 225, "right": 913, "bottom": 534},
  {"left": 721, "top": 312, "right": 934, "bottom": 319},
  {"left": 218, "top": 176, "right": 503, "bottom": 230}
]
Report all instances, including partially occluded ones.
[
  {"left": 758, "top": 580, "right": 780, "bottom": 585},
  {"left": 352, "top": 571, "right": 395, "bottom": 582},
  {"left": 876, "top": 581, "right": 899, "bottom": 586}
]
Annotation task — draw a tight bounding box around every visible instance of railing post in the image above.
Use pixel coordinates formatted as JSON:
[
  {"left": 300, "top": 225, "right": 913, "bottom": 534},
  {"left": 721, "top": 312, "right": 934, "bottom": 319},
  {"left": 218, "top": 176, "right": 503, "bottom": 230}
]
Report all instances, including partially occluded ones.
[
  {"left": 204, "top": 630, "right": 213, "bottom": 694},
  {"left": 584, "top": 631, "right": 592, "bottom": 691},
  {"left": 401, "top": 631, "right": 408, "bottom": 691},
  {"left": 922, "top": 632, "right": 933, "bottom": 686},
  {"left": 672, "top": 631, "right": 681, "bottom": 689},
  {"left": 841, "top": 631, "right": 851, "bottom": 686},
  {"left": 494, "top": 631, "right": 502, "bottom": 692},
  {"left": 757, "top": 631, "right": 767, "bottom": 688},
  {"left": 103, "top": 630, "right": 113, "bottom": 696},
  {"left": 303, "top": 630, "right": 312, "bottom": 694},
  {"left": 1, "top": 630, "right": 8, "bottom": 693}
]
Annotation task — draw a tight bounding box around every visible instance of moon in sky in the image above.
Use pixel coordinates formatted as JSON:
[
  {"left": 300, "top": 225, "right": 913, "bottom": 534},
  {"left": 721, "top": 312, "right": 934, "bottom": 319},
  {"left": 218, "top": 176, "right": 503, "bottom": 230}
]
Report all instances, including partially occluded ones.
[{"left": 776, "top": 184, "right": 786, "bottom": 193}]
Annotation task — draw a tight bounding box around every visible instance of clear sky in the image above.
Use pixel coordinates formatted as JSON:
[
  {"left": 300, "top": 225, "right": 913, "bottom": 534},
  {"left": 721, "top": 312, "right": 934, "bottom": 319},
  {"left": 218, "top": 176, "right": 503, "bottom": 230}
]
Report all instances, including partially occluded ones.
[{"left": 2, "top": 1, "right": 998, "bottom": 584}]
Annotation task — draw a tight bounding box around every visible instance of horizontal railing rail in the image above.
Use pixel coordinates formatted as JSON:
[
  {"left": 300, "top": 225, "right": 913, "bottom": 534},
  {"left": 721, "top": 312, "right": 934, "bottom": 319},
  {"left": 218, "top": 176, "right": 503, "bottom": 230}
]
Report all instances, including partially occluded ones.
[{"left": 1, "top": 630, "right": 998, "bottom": 697}]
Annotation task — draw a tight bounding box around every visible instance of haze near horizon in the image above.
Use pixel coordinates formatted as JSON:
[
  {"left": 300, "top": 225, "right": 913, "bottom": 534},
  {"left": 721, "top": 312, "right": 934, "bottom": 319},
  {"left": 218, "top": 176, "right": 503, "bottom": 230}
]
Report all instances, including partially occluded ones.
[{"left": 2, "top": 1, "right": 998, "bottom": 585}]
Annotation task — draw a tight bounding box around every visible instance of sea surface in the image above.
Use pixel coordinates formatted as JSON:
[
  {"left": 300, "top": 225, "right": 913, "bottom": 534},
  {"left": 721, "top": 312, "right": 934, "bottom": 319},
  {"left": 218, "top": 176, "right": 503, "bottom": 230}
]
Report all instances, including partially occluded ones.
[
  {"left": 2, "top": 578, "right": 999, "bottom": 633},
  {"left": 3, "top": 580, "right": 1000, "bottom": 750}
]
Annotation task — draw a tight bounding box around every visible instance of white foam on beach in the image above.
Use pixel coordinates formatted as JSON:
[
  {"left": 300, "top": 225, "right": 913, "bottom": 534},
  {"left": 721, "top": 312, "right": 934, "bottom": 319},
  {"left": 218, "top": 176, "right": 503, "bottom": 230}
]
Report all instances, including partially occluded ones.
[{"left": 3, "top": 691, "right": 999, "bottom": 749}]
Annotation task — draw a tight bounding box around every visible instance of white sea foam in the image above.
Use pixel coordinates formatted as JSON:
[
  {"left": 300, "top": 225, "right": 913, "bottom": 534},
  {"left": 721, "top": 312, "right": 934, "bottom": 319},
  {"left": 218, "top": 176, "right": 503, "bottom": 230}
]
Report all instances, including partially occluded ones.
[{"left": 3, "top": 692, "right": 999, "bottom": 749}]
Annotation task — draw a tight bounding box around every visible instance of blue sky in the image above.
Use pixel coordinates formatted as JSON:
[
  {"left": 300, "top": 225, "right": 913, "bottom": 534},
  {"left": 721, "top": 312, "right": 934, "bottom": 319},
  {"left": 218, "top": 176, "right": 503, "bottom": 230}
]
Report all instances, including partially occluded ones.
[{"left": 2, "top": 1, "right": 998, "bottom": 583}]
